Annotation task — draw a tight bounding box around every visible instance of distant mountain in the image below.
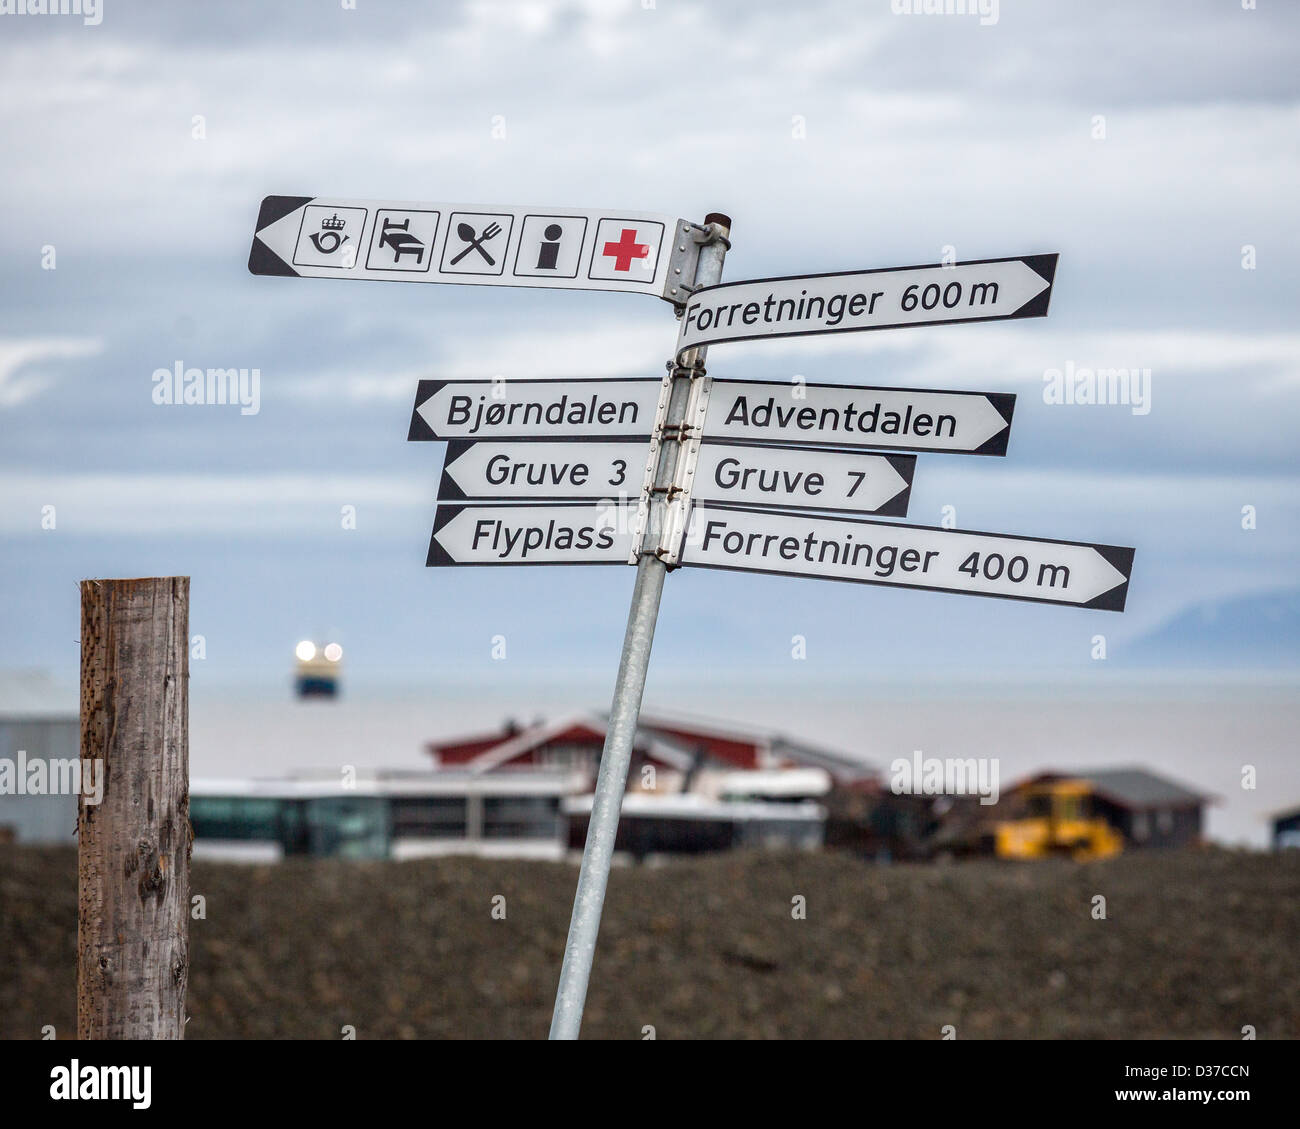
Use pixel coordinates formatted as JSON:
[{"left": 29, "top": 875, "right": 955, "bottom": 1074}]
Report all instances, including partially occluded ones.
[{"left": 1123, "top": 588, "right": 1300, "bottom": 668}]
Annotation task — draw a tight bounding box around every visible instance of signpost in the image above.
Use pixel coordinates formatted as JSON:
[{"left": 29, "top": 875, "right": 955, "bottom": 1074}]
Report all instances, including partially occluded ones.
[
  {"left": 408, "top": 378, "right": 660, "bottom": 442},
  {"left": 251, "top": 192, "right": 1132, "bottom": 1040},
  {"left": 438, "top": 438, "right": 914, "bottom": 516},
  {"left": 703, "top": 378, "right": 1016, "bottom": 455},
  {"left": 437, "top": 440, "right": 649, "bottom": 502},
  {"left": 691, "top": 444, "right": 913, "bottom": 516},
  {"left": 249, "top": 195, "right": 702, "bottom": 303},
  {"left": 676, "top": 254, "right": 1057, "bottom": 353},
  {"left": 426, "top": 503, "right": 633, "bottom": 566},
  {"left": 683, "top": 504, "right": 1133, "bottom": 611}
]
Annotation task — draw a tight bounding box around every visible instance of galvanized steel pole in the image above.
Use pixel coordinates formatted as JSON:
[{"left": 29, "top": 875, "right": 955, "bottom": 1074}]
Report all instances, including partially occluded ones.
[{"left": 549, "top": 214, "right": 731, "bottom": 1040}]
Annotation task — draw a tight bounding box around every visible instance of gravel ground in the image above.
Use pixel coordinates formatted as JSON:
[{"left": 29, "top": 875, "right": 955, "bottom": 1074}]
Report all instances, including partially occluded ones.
[{"left": 2, "top": 846, "right": 1297, "bottom": 1040}]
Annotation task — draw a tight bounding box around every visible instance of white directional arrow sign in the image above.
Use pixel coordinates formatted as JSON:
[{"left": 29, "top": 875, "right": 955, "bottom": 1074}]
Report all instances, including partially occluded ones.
[
  {"left": 439, "top": 440, "right": 649, "bottom": 501},
  {"left": 704, "top": 379, "right": 1016, "bottom": 456},
  {"left": 691, "top": 443, "right": 914, "bottom": 516},
  {"left": 409, "top": 379, "right": 662, "bottom": 441},
  {"left": 682, "top": 504, "right": 1134, "bottom": 610},
  {"left": 249, "top": 196, "right": 689, "bottom": 300},
  {"left": 676, "top": 254, "right": 1057, "bottom": 353},
  {"left": 427, "top": 503, "right": 634, "bottom": 566},
  {"left": 438, "top": 439, "right": 915, "bottom": 517}
]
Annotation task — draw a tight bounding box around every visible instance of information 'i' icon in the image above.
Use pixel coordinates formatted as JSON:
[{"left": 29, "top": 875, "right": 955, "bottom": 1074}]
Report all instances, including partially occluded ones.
[{"left": 536, "top": 224, "right": 563, "bottom": 270}]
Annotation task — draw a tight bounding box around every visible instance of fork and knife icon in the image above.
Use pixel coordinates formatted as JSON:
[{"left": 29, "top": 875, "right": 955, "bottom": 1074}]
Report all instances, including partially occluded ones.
[{"left": 449, "top": 221, "right": 503, "bottom": 265}]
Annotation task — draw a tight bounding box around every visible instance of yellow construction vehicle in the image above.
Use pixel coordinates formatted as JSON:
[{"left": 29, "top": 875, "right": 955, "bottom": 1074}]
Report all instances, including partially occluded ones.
[{"left": 994, "top": 778, "right": 1123, "bottom": 861}]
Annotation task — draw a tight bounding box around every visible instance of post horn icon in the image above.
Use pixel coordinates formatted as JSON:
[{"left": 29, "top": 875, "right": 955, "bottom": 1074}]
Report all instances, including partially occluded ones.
[{"left": 310, "top": 213, "right": 350, "bottom": 254}]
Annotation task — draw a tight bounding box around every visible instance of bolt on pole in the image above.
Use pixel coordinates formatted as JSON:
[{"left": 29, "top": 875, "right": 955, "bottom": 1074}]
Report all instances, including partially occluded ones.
[{"left": 549, "top": 214, "right": 731, "bottom": 1040}]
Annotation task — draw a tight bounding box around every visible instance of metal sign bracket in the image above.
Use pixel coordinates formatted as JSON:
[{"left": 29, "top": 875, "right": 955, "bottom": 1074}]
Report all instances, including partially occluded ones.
[
  {"left": 658, "top": 372, "right": 711, "bottom": 566},
  {"left": 628, "top": 365, "right": 677, "bottom": 562},
  {"left": 660, "top": 220, "right": 716, "bottom": 307}
]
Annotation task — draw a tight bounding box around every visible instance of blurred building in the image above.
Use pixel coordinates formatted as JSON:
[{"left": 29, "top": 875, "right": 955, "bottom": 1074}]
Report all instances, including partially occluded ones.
[
  {"left": 189, "top": 713, "right": 936, "bottom": 861},
  {"left": 190, "top": 769, "right": 583, "bottom": 861},
  {"left": 425, "top": 712, "right": 881, "bottom": 858},
  {"left": 1027, "top": 768, "right": 1210, "bottom": 849},
  {"left": 1271, "top": 807, "right": 1300, "bottom": 850},
  {"left": 426, "top": 711, "right": 876, "bottom": 784},
  {"left": 930, "top": 766, "right": 1212, "bottom": 858},
  {"left": 0, "top": 672, "right": 79, "bottom": 846}
]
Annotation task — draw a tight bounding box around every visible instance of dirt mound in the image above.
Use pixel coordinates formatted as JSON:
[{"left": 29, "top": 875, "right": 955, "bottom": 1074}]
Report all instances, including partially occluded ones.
[{"left": 2, "top": 846, "right": 1296, "bottom": 1039}]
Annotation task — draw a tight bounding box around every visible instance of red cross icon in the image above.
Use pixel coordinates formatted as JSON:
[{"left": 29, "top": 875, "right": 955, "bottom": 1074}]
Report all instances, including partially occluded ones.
[{"left": 601, "top": 228, "right": 650, "bottom": 272}]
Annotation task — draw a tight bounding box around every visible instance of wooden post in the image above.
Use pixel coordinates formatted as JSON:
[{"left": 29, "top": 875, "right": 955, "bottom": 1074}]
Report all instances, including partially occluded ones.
[{"left": 77, "top": 577, "right": 191, "bottom": 1040}]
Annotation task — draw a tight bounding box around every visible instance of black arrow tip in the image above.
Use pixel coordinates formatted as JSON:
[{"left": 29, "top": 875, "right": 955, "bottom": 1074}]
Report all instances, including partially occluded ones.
[
  {"left": 248, "top": 196, "right": 312, "bottom": 277},
  {"left": 426, "top": 506, "right": 462, "bottom": 567},
  {"left": 408, "top": 381, "right": 445, "bottom": 441},
  {"left": 1014, "top": 253, "right": 1059, "bottom": 318},
  {"left": 1085, "top": 543, "right": 1135, "bottom": 612}
]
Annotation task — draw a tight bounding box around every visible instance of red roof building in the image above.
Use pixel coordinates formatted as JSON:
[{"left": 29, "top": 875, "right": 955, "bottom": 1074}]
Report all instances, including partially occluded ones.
[{"left": 424, "top": 711, "right": 878, "bottom": 794}]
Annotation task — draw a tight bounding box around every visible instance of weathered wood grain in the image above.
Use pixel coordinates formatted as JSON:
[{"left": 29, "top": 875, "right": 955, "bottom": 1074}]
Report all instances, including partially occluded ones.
[{"left": 77, "top": 577, "right": 190, "bottom": 1040}]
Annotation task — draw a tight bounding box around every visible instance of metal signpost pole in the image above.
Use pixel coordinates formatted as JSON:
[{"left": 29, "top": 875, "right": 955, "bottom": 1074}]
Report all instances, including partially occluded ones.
[{"left": 549, "top": 214, "right": 731, "bottom": 1040}]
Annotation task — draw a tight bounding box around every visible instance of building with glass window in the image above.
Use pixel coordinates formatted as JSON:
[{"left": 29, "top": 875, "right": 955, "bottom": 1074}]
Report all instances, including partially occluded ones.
[
  {"left": 420, "top": 712, "right": 873, "bottom": 857},
  {"left": 191, "top": 712, "right": 867, "bottom": 861},
  {"left": 190, "top": 770, "right": 583, "bottom": 861}
]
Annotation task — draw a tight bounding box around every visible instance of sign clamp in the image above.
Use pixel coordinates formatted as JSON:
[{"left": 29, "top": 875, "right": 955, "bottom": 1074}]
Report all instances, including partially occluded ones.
[
  {"left": 661, "top": 219, "right": 722, "bottom": 307},
  {"left": 658, "top": 372, "right": 711, "bottom": 566},
  {"left": 628, "top": 366, "right": 676, "bottom": 557},
  {"left": 629, "top": 353, "right": 708, "bottom": 564}
]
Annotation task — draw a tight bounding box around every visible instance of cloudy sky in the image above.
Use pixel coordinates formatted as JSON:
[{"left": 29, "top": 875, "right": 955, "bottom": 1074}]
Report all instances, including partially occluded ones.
[{"left": 1, "top": 0, "right": 1297, "bottom": 694}]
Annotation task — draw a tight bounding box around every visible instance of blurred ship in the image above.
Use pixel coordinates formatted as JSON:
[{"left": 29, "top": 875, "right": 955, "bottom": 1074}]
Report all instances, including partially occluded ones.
[{"left": 294, "top": 640, "right": 342, "bottom": 699}]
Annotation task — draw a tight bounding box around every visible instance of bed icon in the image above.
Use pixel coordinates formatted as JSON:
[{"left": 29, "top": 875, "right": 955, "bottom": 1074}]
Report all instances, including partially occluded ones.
[
  {"left": 365, "top": 209, "right": 440, "bottom": 273},
  {"left": 377, "top": 217, "right": 426, "bottom": 264}
]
